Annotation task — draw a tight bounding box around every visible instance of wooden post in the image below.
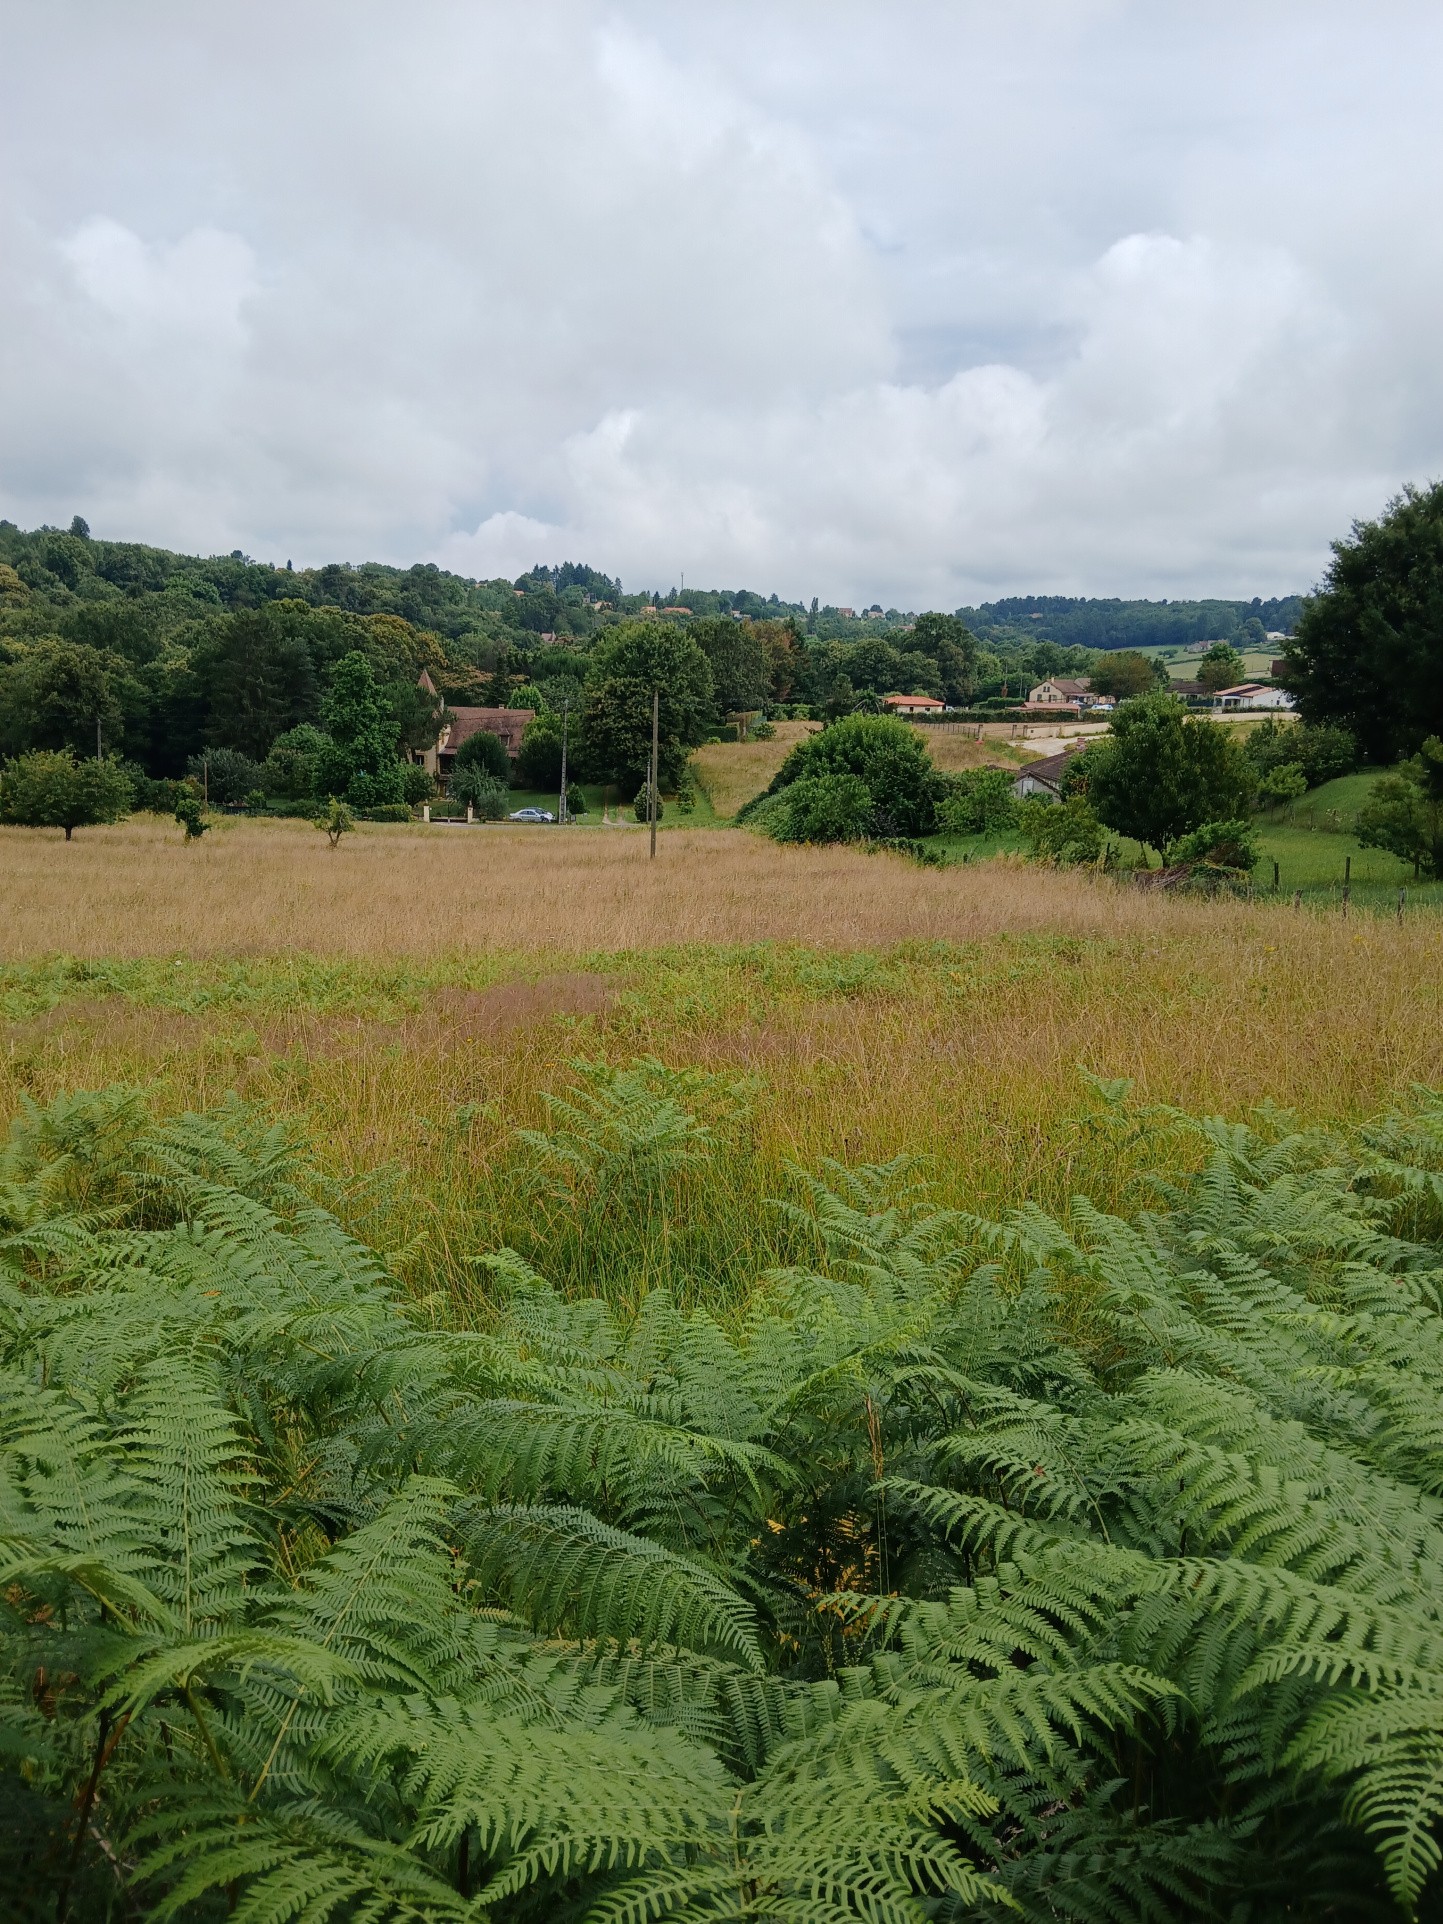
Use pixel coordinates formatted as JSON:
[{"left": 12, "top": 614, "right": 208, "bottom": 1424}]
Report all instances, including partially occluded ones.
[
  {"left": 649, "top": 688, "right": 659, "bottom": 860},
  {"left": 1293, "top": 888, "right": 1302, "bottom": 911},
  {"left": 1272, "top": 859, "right": 1279, "bottom": 893},
  {"left": 1342, "top": 853, "right": 1351, "bottom": 918}
]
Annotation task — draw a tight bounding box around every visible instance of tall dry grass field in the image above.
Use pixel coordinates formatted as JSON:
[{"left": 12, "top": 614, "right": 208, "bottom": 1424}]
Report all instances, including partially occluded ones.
[
  {"left": 3, "top": 814, "right": 1441, "bottom": 1313},
  {"left": 691, "top": 719, "right": 819, "bottom": 817},
  {"left": 692, "top": 719, "right": 1033, "bottom": 815}
]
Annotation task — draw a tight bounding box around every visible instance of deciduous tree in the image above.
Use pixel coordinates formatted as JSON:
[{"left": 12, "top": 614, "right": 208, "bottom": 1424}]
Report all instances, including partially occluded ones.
[
  {"left": 1284, "top": 480, "right": 1443, "bottom": 760},
  {"left": 1079, "top": 692, "right": 1254, "bottom": 859},
  {"left": 0, "top": 749, "right": 132, "bottom": 839}
]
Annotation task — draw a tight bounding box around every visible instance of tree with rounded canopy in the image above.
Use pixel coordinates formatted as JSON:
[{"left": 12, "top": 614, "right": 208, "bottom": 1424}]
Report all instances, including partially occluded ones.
[
  {"left": 1356, "top": 735, "right": 1443, "bottom": 877},
  {"left": 453, "top": 728, "right": 511, "bottom": 786},
  {"left": 910, "top": 612, "right": 980, "bottom": 706},
  {"left": 1088, "top": 650, "right": 1167, "bottom": 699},
  {"left": 0, "top": 750, "right": 131, "bottom": 839},
  {"left": 754, "top": 713, "right": 944, "bottom": 837},
  {"left": 1073, "top": 692, "right": 1254, "bottom": 861},
  {"left": 1197, "top": 641, "right": 1246, "bottom": 691},
  {"left": 577, "top": 621, "right": 715, "bottom": 792},
  {"left": 1284, "top": 480, "right": 1443, "bottom": 761},
  {"left": 515, "top": 716, "right": 564, "bottom": 790},
  {"left": 314, "top": 651, "right": 403, "bottom": 807},
  {"left": 690, "top": 616, "right": 771, "bottom": 716}
]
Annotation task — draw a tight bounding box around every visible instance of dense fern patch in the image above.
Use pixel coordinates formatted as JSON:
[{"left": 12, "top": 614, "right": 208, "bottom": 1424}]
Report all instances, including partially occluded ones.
[{"left": 5, "top": 1074, "right": 1443, "bottom": 1919}]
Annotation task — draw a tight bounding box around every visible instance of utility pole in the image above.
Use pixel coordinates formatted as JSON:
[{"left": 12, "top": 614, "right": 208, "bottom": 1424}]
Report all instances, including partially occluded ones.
[
  {"left": 649, "top": 688, "right": 659, "bottom": 860},
  {"left": 558, "top": 700, "right": 570, "bottom": 824},
  {"left": 96, "top": 715, "right": 102, "bottom": 761}
]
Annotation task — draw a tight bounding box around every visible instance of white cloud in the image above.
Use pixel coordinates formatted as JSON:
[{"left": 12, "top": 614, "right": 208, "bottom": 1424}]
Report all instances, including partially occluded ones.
[{"left": 0, "top": 2, "right": 1439, "bottom": 598}]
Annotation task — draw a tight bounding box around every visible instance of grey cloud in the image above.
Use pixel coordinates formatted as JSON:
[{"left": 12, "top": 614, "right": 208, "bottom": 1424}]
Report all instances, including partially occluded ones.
[{"left": 1, "top": 1, "right": 1439, "bottom": 600}]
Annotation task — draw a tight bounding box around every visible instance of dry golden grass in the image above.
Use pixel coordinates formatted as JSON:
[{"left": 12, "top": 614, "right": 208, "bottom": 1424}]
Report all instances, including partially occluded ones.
[
  {"left": 6, "top": 812, "right": 1443, "bottom": 1310},
  {"left": 693, "top": 720, "right": 1039, "bottom": 816},
  {"left": 691, "top": 720, "right": 819, "bottom": 817},
  {"left": 906, "top": 729, "right": 1033, "bottom": 774},
  {"left": 0, "top": 812, "right": 1426, "bottom": 959}
]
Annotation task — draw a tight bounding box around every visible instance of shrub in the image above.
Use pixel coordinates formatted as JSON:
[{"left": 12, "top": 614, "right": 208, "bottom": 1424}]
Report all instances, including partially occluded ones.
[
  {"left": 174, "top": 794, "right": 208, "bottom": 841},
  {"left": 1245, "top": 716, "right": 1356, "bottom": 788},
  {"left": 632, "top": 783, "right": 665, "bottom": 824},
  {"left": 1257, "top": 761, "right": 1307, "bottom": 809},
  {"left": 564, "top": 781, "right": 588, "bottom": 817},
  {"left": 357, "top": 801, "right": 411, "bottom": 822},
  {"left": 1017, "top": 793, "right": 1105, "bottom": 864},
  {"left": 766, "top": 771, "right": 873, "bottom": 843},
  {"left": 451, "top": 765, "right": 508, "bottom": 817},
  {"left": 0, "top": 749, "right": 132, "bottom": 839},
  {"left": 121, "top": 764, "right": 187, "bottom": 814},
  {"left": 938, "top": 765, "right": 1018, "bottom": 835},
  {"left": 1356, "top": 736, "right": 1443, "bottom": 876},
  {"left": 1165, "top": 816, "right": 1260, "bottom": 876},
  {"left": 318, "top": 796, "right": 355, "bottom": 846},
  {"left": 186, "top": 746, "right": 264, "bottom": 806},
  {"left": 453, "top": 727, "right": 511, "bottom": 785},
  {"left": 400, "top": 761, "right": 437, "bottom": 805},
  {"left": 262, "top": 723, "right": 329, "bottom": 799},
  {"left": 753, "top": 713, "right": 943, "bottom": 836}
]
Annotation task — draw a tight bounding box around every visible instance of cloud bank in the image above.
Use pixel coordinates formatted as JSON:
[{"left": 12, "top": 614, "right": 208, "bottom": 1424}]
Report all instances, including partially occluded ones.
[{"left": 2, "top": 2, "right": 1440, "bottom": 602}]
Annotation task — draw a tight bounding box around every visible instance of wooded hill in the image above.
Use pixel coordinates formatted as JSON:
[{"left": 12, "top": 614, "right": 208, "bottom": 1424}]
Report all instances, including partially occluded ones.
[{"left": 0, "top": 518, "right": 1302, "bottom": 783}]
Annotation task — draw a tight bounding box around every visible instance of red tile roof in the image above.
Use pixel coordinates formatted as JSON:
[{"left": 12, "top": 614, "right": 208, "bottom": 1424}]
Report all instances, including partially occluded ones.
[{"left": 440, "top": 706, "right": 535, "bottom": 759}]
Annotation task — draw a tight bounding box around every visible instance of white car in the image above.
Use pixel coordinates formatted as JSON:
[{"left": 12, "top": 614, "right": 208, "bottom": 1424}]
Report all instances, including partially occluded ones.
[{"left": 508, "top": 807, "right": 555, "bottom": 823}]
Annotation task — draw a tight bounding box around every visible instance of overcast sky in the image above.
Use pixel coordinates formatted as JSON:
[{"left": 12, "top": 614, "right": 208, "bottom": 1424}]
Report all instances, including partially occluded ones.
[{"left": 4, "top": 2, "right": 1441, "bottom": 605}]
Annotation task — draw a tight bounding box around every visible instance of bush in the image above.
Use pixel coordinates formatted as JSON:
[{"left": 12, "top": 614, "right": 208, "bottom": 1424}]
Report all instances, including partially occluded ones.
[
  {"left": 174, "top": 795, "right": 207, "bottom": 841},
  {"left": 1356, "top": 738, "right": 1443, "bottom": 876},
  {"left": 186, "top": 746, "right": 264, "bottom": 806},
  {"left": 1017, "top": 794, "right": 1105, "bottom": 864},
  {"left": 0, "top": 749, "right": 132, "bottom": 840},
  {"left": 400, "top": 762, "right": 437, "bottom": 805},
  {"left": 1165, "top": 816, "right": 1260, "bottom": 876},
  {"left": 261, "top": 724, "right": 329, "bottom": 800},
  {"left": 451, "top": 765, "right": 509, "bottom": 817},
  {"left": 1244, "top": 717, "right": 1356, "bottom": 788},
  {"left": 766, "top": 772, "right": 874, "bottom": 844},
  {"left": 1257, "top": 761, "right": 1307, "bottom": 810},
  {"left": 564, "top": 781, "right": 588, "bottom": 818},
  {"left": 357, "top": 802, "right": 411, "bottom": 822},
  {"left": 632, "top": 784, "right": 664, "bottom": 824},
  {"left": 753, "top": 713, "right": 943, "bottom": 836},
  {"left": 121, "top": 765, "right": 187, "bottom": 814},
  {"left": 938, "top": 765, "right": 1018, "bottom": 835}
]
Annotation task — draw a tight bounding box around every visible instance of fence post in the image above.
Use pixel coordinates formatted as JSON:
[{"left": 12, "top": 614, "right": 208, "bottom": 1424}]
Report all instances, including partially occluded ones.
[
  {"left": 1293, "top": 889, "right": 1302, "bottom": 911},
  {"left": 1272, "top": 859, "right": 1279, "bottom": 893},
  {"left": 1342, "top": 854, "right": 1351, "bottom": 918}
]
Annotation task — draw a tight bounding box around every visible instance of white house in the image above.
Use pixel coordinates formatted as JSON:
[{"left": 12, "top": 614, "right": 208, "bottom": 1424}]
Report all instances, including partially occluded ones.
[
  {"left": 1211, "top": 684, "right": 1296, "bottom": 712},
  {"left": 882, "top": 692, "right": 946, "bottom": 716}
]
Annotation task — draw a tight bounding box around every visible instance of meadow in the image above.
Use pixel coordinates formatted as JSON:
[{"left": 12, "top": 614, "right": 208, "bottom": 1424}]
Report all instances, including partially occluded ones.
[
  {"left": 3, "top": 812, "right": 1442, "bottom": 1316},
  {"left": 9, "top": 800, "right": 1443, "bottom": 1919}
]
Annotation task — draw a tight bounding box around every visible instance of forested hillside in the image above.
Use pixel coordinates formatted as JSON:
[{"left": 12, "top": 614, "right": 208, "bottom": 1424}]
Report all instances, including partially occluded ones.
[
  {"left": 0, "top": 519, "right": 1302, "bottom": 791},
  {"left": 962, "top": 594, "right": 1305, "bottom": 655}
]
